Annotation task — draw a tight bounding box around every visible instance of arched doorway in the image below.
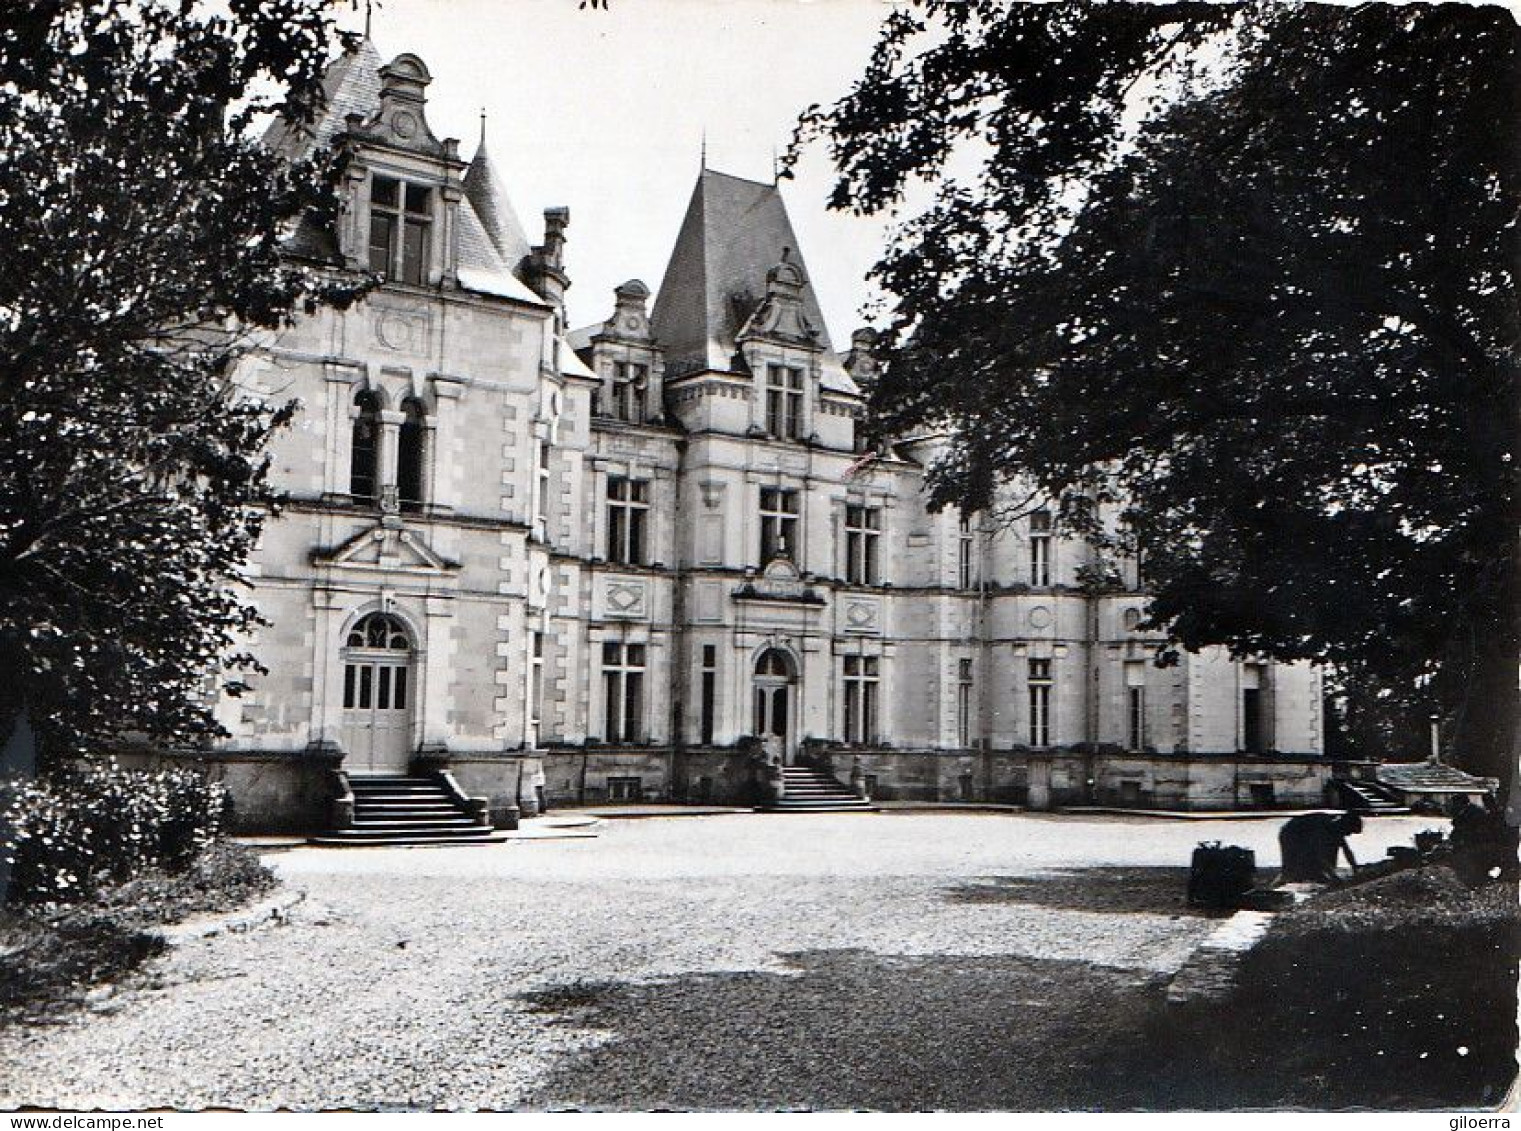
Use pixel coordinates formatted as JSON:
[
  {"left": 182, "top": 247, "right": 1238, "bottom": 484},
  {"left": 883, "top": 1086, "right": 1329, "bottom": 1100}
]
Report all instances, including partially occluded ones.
[
  {"left": 752, "top": 648, "right": 796, "bottom": 763},
  {"left": 340, "top": 612, "right": 416, "bottom": 773}
]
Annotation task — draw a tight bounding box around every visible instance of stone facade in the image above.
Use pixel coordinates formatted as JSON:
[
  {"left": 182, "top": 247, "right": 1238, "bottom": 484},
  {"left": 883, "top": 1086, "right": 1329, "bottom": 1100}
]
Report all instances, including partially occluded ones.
[{"left": 191, "top": 42, "right": 1328, "bottom": 830}]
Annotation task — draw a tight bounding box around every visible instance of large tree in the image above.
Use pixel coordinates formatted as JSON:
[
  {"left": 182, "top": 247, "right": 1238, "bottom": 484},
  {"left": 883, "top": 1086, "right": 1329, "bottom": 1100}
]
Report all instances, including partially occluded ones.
[
  {"left": 800, "top": 1, "right": 1519, "bottom": 796},
  {"left": 0, "top": 0, "right": 364, "bottom": 765}
]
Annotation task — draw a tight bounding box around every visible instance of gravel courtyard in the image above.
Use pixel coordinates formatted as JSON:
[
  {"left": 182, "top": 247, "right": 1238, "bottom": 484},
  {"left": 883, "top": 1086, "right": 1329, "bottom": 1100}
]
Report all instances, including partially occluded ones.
[{"left": 0, "top": 812, "right": 1435, "bottom": 1111}]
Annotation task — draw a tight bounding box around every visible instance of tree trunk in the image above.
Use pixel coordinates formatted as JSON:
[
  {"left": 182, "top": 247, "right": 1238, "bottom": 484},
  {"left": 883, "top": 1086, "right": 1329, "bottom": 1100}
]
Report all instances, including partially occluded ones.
[{"left": 1450, "top": 525, "right": 1519, "bottom": 817}]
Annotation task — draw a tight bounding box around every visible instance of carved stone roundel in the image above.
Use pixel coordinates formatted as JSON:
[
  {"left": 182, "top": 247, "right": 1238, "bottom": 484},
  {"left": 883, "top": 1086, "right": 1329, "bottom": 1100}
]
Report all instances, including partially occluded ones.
[
  {"left": 376, "top": 312, "right": 415, "bottom": 351},
  {"left": 1028, "top": 605, "right": 1053, "bottom": 630},
  {"left": 392, "top": 111, "right": 418, "bottom": 139}
]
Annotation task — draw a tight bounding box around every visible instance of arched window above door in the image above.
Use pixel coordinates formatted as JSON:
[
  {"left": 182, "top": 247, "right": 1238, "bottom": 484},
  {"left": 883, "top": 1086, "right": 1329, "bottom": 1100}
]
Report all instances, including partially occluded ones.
[
  {"left": 754, "top": 648, "right": 793, "bottom": 679},
  {"left": 347, "top": 612, "right": 411, "bottom": 651}
]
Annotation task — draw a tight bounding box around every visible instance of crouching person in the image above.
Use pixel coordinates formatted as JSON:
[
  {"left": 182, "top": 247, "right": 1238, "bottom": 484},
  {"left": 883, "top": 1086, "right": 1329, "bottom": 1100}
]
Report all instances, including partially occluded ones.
[{"left": 1277, "top": 811, "right": 1363, "bottom": 885}]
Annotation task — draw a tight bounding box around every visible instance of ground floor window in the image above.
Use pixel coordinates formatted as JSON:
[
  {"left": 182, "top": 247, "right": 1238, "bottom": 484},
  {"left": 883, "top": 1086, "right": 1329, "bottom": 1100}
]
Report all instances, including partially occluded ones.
[
  {"left": 842, "top": 655, "right": 880, "bottom": 744},
  {"left": 529, "top": 629, "right": 544, "bottom": 748},
  {"left": 1127, "top": 686, "right": 1146, "bottom": 752},
  {"left": 1028, "top": 658, "right": 1052, "bottom": 747},
  {"left": 700, "top": 644, "right": 717, "bottom": 745},
  {"left": 957, "top": 657, "right": 974, "bottom": 747},
  {"left": 602, "top": 641, "right": 646, "bottom": 742}
]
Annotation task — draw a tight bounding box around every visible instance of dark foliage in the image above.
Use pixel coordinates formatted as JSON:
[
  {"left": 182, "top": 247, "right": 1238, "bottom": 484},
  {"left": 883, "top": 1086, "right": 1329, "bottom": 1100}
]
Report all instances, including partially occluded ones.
[
  {"left": 1, "top": 760, "right": 232, "bottom": 903},
  {"left": 0, "top": 1, "right": 368, "bottom": 762},
  {"left": 800, "top": 2, "right": 1519, "bottom": 788}
]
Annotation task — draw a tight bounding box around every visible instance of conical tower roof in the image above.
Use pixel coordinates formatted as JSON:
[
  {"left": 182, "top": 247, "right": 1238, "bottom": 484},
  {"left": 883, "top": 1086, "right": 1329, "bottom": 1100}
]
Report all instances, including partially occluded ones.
[
  {"left": 650, "top": 169, "right": 854, "bottom": 392},
  {"left": 262, "top": 36, "right": 385, "bottom": 159},
  {"left": 464, "top": 133, "right": 533, "bottom": 275}
]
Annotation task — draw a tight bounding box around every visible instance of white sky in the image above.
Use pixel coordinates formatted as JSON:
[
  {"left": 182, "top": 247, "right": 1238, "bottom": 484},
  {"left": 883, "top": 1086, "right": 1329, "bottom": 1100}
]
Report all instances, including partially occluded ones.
[{"left": 365, "top": 0, "right": 900, "bottom": 339}]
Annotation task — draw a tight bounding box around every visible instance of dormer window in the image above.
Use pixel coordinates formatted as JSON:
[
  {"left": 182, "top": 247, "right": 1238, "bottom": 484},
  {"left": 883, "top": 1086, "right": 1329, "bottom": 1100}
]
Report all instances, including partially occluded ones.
[
  {"left": 369, "top": 175, "right": 432, "bottom": 285},
  {"left": 765, "top": 364, "right": 803, "bottom": 439},
  {"left": 610, "top": 361, "right": 648, "bottom": 422}
]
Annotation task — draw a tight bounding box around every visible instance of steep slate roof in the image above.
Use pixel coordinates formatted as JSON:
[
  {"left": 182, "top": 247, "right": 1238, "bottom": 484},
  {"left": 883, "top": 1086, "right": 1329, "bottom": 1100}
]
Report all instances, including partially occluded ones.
[
  {"left": 261, "top": 37, "right": 386, "bottom": 159},
  {"left": 650, "top": 169, "right": 856, "bottom": 394},
  {"left": 455, "top": 193, "right": 543, "bottom": 306},
  {"left": 463, "top": 136, "right": 533, "bottom": 276}
]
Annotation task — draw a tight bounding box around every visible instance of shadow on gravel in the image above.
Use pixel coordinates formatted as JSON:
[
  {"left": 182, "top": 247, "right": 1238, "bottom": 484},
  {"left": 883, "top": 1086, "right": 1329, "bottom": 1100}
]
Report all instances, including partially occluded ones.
[
  {"left": 517, "top": 948, "right": 1166, "bottom": 1111},
  {"left": 516, "top": 876, "right": 1518, "bottom": 1111},
  {"left": 946, "top": 867, "right": 1229, "bottom": 918}
]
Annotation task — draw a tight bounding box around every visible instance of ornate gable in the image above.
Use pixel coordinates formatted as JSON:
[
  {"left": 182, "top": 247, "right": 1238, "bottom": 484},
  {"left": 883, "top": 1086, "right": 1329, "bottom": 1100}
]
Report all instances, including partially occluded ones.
[
  {"left": 736, "top": 250, "right": 819, "bottom": 347},
  {"left": 316, "top": 521, "right": 457, "bottom": 575},
  {"left": 346, "top": 53, "right": 450, "bottom": 157}
]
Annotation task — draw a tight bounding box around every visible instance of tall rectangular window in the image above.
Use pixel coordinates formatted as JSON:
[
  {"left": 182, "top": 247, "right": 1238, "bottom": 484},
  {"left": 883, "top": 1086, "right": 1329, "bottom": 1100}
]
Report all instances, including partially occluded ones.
[
  {"left": 1030, "top": 509, "right": 1053, "bottom": 587},
  {"left": 368, "top": 176, "right": 431, "bottom": 284},
  {"left": 842, "top": 654, "right": 880, "bottom": 744},
  {"left": 529, "top": 630, "right": 544, "bottom": 748},
  {"left": 700, "top": 644, "right": 717, "bottom": 745},
  {"left": 606, "top": 477, "right": 649, "bottom": 565},
  {"left": 1242, "top": 664, "right": 1266, "bottom": 753},
  {"left": 535, "top": 440, "right": 551, "bottom": 532},
  {"left": 765, "top": 364, "right": 804, "bottom": 439},
  {"left": 368, "top": 177, "right": 397, "bottom": 276},
  {"left": 402, "top": 184, "right": 431, "bottom": 285},
  {"left": 1028, "top": 657, "right": 1052, "bottom": 747},
  {"left": 759, "top": 487, "right": 799, "bottom": 563},
  {"left": 602, "top": 641, "right": 646, "bottom": 743},
  {"left": 844, "top": 504, "right": 881, "bottom": 584},
  {"left": 957, "top": 657, "right": 974, "bottom": 747},
  {"left": 958, "top": 514, "right": 975, "bottom": 589},
  {"left": 1242, "top": 690, "right": 1263, "bottom": 753},
  {"left": 1125, "top": 661, "right": 1146, "bottom": 751}
]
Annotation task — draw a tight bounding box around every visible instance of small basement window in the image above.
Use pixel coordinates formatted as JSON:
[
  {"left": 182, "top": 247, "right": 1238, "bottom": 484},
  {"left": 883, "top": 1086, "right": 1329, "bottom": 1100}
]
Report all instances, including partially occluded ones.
[{"left": 607, "top": 776, "right": 644, "bottom": 802}]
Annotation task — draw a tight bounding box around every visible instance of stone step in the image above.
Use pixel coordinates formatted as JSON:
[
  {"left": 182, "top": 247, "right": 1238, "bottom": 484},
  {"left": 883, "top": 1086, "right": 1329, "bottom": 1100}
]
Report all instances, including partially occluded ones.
[
  {"left": 308, "top": 832, "right": 506, "bottom": 847},
  {"left": 350, "top": 790, "right": 454, "bottom": 801},
  {"left": 779, "top": 784, "right": 856, "bottom": 794},
  {"left": 349, "top": 776, "right": 432, "bottom": 785},
  {"left": 347, "top": 819, "right": 488, "bottom": 833},
  {"left": 324, "top": 820, "right": 492, "bottom": 833},
  {"left": 351, "top": 814, "right": 480, "bottom": 826}
]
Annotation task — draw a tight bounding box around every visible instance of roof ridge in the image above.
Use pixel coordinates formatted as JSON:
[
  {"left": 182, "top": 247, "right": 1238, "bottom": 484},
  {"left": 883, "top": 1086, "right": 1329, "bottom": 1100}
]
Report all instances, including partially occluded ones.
[{"left": 699, "top": 166, "right": 779, "bottom": 191}]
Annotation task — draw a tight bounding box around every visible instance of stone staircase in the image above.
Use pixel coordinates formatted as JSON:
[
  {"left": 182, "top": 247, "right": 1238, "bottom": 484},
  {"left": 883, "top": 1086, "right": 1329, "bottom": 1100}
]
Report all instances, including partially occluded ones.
[
  {"left": 759, "top": 765, "right": 877, "bottom": 813},
  {"left": 310, "top": 774, "right": 499, "bottom": 846},
  {"left": 1334, "top": 778, "right": 1408, "bottom": 815}
]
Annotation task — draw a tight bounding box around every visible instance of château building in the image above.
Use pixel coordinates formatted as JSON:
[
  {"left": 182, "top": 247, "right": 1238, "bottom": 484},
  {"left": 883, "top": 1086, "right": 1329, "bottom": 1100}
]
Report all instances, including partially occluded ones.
[{"left": 190, "top": 41, "right": 1332, "bottom": 830}]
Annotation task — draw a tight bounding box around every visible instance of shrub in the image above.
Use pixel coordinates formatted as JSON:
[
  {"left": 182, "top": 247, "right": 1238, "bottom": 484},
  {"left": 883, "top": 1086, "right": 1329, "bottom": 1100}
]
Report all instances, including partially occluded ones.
[{"left": 0, "top": 761, "right": 227, "bottom": 905}]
